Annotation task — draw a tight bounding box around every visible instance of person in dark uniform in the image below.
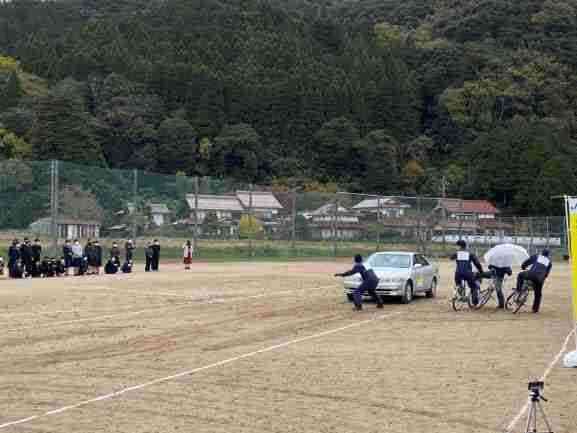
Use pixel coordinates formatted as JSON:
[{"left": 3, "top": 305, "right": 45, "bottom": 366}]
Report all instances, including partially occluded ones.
[
  {"left": 110, "top": 242, "right": 121, "bottom": 267},
  {"left": 56, "top": 257, "right": 66, "bottom": 277},
  {"left": 31, "top": 239, "right": 42, "bottom": 276},
  {"left": 121, "top": 260, "right": 133, "bottom": 274},
  {"left": 63, "top": 239, "right": 73, "bottom": 275},
  {"left": 8, "top": 239, "right": 21, "bottom": 278},
  {"left": 335, "top": 254, "right": 384, "bottom": 311},
  {"left": 516, "top": 249, "right": 552, "bottom": 313},
  {"left": 20, "top": 238, "right": 33, "bottom": 277},
  {"left": 125, "top": 240, "right": 135, "bottom": 262},
  {"left": 151, "top": 239, "right": 160, "bottom": 271},
  {"left": 450, "top": 240, "right": 484, "bottom": 306},
  {"left": 145, "top": 242, "right": 154, "bottom": 272},
  {"left": 104, "top": 258, "right": 118, "bottom": 275},
  {"left": 93, "top": 240, "right": 103, "bottom": 274}
]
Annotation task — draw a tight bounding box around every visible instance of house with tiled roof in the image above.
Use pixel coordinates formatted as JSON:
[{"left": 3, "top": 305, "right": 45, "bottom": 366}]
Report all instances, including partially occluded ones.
[
  {"left": 235, "top": 191, "right": 284, "bottom": 220},
  {"left": 433, "top": 199, "right": 511, "bottom": 235}
]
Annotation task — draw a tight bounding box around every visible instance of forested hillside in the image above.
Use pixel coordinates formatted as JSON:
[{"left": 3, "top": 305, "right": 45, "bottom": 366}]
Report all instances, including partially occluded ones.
[{"left": 2, "top": 0, "right": 577, "bottom": 215}]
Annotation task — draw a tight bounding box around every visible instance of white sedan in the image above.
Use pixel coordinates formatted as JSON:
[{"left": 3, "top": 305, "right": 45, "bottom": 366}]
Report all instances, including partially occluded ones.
[{"left": 343, "top": 252, "right": 439, "bottom": 304}]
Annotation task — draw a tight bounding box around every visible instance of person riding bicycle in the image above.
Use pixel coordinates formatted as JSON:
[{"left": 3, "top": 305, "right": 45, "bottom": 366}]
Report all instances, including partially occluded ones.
[
  {"left": 516, "top": 249, "right": 552, "bottom": 313},
  {"left": 487, "top": 264, "right": 512, "bottom": 309},
  {"left": 335, "top": 254, "right": 384, "bottom": 311},
  {"left": 450, "top": 240, "right": 484, "bottom": 306}
]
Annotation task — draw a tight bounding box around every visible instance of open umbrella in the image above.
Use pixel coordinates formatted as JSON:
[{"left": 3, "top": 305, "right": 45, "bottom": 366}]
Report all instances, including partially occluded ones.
[{"left": 483, "top": 243, "right": 530, "bottom": 268}]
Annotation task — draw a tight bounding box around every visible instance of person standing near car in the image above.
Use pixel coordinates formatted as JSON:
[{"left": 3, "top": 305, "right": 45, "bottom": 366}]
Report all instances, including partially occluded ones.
[
  {"left": 334, "top": 254, "right": 383, "bottom": 311},
  {"left": 450, "top": 240, "right": 484, "bottom": 306},
  {"left": 516, "top": 249, "right": 552, "bottom": 313}
]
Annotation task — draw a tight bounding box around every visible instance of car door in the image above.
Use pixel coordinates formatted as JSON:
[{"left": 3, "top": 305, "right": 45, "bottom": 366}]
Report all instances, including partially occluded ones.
[
  {"left": 415, "top": 254, "right": 433, "bottom": 291},
  {"left": 412, "top": 254, "right": 425, "bottom": 292}
]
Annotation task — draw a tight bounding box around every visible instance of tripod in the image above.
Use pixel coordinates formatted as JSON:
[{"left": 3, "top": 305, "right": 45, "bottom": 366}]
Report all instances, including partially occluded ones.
[{"left": 524, "top": 388, "right": 553, "bottom": 433}]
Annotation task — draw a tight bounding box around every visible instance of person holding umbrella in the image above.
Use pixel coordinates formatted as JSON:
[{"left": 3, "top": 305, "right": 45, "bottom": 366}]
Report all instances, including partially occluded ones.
[{"left": 484, "top": 243, "right": 530, "bottom": 309}]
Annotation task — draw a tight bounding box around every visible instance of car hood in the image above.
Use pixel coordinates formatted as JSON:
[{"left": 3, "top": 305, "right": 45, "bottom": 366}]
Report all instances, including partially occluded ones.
[{"left": 344, "top": 268, "right": 410, "bottom": 281}]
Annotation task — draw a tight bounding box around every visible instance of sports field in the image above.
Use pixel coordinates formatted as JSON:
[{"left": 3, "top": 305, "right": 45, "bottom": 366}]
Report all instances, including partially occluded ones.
[{"left": 0, "top": 260, "right": 576, "bottom": 433}]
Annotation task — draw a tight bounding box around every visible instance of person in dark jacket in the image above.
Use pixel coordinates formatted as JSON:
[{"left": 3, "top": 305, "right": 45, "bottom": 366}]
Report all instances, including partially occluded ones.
[
  {"left": 145, "top": 242, "right": 154, "bottom": 272},
  {"left": 450, "top": 240, "right": 484, "bottom": 306},
  {"left": 125, "top": 240, "right": 135, "bottom": 262},
  {"left": 335, "top": 254, "right": 384, "bottom": 311},
  {"left": 121, "top": 260, "right": 133, "bottom": 274},
  {"left": 110, "top": 242, "right": 121, "bottom": 267},
  {"left": 93, "top": 240, "right": 103, "bottom": 274},
  {"left": 516, "top": 249, "right": 552, "bottom": 313},
  {"left": 20, "top": 238, "right": 33, "bottom": 277},
  {"left": 8, "top": 239, "right": 21, "bottom": 278},
  {"left": 151, "top": 239, "right": 160, "bottom": 271},
  {"left": 487, "top": 265, "right": 512, "bottom": 309},
  {"left": 62, "top": 239, "right": 73, "bottom": 275},
  {"left": 29, "top": 239, "right": 42, "bottom": 277},
  {"left": 104, "top": 259, "right": 118, "bottom": 275}
]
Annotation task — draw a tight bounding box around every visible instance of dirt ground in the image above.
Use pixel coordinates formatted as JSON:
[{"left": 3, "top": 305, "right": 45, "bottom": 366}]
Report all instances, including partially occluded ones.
[{"left": 0, "top": 260, "right": 576, "bottom": 433}]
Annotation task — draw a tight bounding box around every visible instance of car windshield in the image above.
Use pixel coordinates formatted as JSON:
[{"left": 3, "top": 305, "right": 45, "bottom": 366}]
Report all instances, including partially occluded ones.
[{"left": 368, "top": 254, "right": 411, "bottom": 269}]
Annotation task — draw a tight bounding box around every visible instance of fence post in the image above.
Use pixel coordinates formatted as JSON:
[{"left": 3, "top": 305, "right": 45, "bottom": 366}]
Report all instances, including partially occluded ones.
[
  {"left": 50, "top": 160, "right": 59, "bottom": 254},
  {"left": 332, "top": 195, "right": 338, "bottom": 258},
  {"left": 546, "top": 216, "right": 551, "bottom": 250},
  {"left": 132, "top": 168, "right": 138, "bottom": 240},
  {"left": 249, "top": 184, "right": 254, "bottom": 258},
  {"left": 416, "top": 195, "right": 423, "bottom": 254},
  {"left": 291, "top": 189, "right": 297, "bottom": 253},
  {"left": 376, "top": 196, "right": 381, "bottom": 251},
  {"left": 193, "top": 176, "right": 199, "bottom": 256}
]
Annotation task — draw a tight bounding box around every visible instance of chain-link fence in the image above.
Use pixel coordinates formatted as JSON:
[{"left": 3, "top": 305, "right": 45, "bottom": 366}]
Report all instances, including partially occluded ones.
[{"left": 0, "top": 160, "right": 567, "bottom": 261}]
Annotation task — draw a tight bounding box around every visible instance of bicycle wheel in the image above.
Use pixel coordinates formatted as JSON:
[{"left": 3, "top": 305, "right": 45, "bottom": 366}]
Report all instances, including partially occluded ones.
[
  {"left": 475, "top": 287, "right": 493, "bottom": 309},
  {"left": 452, "top": 286, "right": 468, "bottom": 311},
  {"left": 506, "top": 290, "right": 528, "bottom": 313}
]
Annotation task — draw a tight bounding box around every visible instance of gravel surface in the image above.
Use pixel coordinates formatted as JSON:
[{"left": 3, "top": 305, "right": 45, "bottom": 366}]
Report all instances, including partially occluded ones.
[{"left": 0, "top": 260, "right": 575, "bottom": 433}]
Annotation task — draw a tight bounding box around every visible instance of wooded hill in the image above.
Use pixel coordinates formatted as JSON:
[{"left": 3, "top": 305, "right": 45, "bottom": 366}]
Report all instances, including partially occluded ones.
[{"left": 1, "top": 0, "right": 577, "bottom": 215}]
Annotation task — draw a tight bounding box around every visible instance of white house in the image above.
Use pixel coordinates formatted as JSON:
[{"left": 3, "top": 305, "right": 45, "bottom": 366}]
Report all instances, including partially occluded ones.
[
  {"left": 305, "top": 203, "right": 362, "bottom": 240},
  {"left": 148, "top": 203, "right": 171, "bottom": 226},
  {"left": 352, "top": 197, "right": 410, "bottom": 218},
  {"left": 235, "top": 191, "right": 284, "bottom": 220},
  {"left": 29, "top": 217, "right": 101, "bottom": 239}
]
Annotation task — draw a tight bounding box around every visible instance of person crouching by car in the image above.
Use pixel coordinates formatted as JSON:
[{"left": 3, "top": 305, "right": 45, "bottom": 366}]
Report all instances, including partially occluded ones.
[{"left": 334, "top": 254, "right": 383, "bottom": 311}]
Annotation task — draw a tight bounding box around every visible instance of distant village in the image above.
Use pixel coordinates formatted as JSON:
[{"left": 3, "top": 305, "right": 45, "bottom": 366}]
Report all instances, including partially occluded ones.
[{"left": 27, "top": 191, "right": 559, "bottom": 246}]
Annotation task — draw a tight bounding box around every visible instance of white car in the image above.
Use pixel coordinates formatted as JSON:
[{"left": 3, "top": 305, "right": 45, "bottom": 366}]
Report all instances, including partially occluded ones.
[{"left": 343, "top": 252, "right": 439, "bottom": 304}]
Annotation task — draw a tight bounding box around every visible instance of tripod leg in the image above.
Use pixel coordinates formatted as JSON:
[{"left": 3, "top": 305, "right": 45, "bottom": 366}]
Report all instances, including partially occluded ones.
[
  {"left": 536, "top": 401, "right": 554, "bottom": 433},
  {"left": 525, "top": 403, "right": 536, "bottom": 433}
]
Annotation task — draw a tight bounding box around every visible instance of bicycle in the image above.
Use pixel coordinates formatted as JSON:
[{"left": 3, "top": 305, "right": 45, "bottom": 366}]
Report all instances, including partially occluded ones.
[
  {"left": 451, "top": 280, "right": 478, "bottom": 311},
  {"left": 505, "top": 279, "right": 535, "bottom": 313},
  {"left": 474, "top": 270, "right": 507, "bottom": 309}
]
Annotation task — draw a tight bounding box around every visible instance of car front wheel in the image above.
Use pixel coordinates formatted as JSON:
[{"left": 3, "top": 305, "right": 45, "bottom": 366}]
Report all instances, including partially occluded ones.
[
  {"left": 401, "top": 281, "right": 413, "bottom": 304},
  {"left": 426, "top": 278, "right": 437, "bottom": 298}
]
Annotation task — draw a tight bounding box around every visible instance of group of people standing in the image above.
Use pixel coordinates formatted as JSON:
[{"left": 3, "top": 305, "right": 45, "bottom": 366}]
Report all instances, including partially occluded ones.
[{"left": 3, "top": 238, "right": 163, "bottom": 278}]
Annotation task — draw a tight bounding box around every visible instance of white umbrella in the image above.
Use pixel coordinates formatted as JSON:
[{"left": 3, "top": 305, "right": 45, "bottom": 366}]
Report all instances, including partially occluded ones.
[{"left": 483, "top": 243, "right": 530, "bottom": 268}]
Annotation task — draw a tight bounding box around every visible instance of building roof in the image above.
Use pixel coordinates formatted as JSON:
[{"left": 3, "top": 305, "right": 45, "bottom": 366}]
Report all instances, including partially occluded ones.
[
  {"left": 30, "top": 217, "right": 102, "bottom": 226},
  {"left": 236, "top": 191, "right": 283, "bottom": 210},
  {"left": 309, "top": 203, "right": 351, "bottom": 215},
  {"left": 148, "top": 203, "right": 170, "bottom": 214},
  {"left": 440, "top": 199, "right": 498, "bottom": 214},
  {"left": 353, "top": 198, "right": 410, "bottom": 210},
  {"left": 186, "top": 194, "right": 244, "bottom": 212}
]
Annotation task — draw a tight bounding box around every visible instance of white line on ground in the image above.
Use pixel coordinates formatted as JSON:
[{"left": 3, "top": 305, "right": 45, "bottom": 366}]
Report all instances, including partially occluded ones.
[
  {"left": 3, "top": 285, "right": 336, "bottom": 333},
  {"left": 0, "top": 310, "right": 401, "bottom": 429},
  {"left": 503, "top": 326, "right": 577, "bottom": 433}
]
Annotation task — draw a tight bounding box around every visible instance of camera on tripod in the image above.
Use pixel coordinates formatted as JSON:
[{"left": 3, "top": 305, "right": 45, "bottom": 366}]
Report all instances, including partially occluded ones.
[{"left": 528, "top": 381, "right": 544, "bottom": 394}]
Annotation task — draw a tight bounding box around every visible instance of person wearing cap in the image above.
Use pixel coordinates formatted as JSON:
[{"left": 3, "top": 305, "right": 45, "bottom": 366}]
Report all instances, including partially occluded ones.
[
  {"left": 450, "top": 240, "right": 484, "bottom": 306},
  {"left": 334, "top": 254, "right": 384, "bottom": 311},
  {"left": 516, "top": 249, "right": 552, "bottom": 313}
]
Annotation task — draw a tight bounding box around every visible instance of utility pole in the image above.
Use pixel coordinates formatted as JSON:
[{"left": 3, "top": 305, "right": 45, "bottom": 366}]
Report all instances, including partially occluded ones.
[
  {"left": 50, "top": 160, "right": 59, "bottom": 253},
  {"left": 193, "top": 176, "right": 199, "bottom": 256},
  {"left": 132, "top": 169, "right": 138, "bottom": 240}
]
